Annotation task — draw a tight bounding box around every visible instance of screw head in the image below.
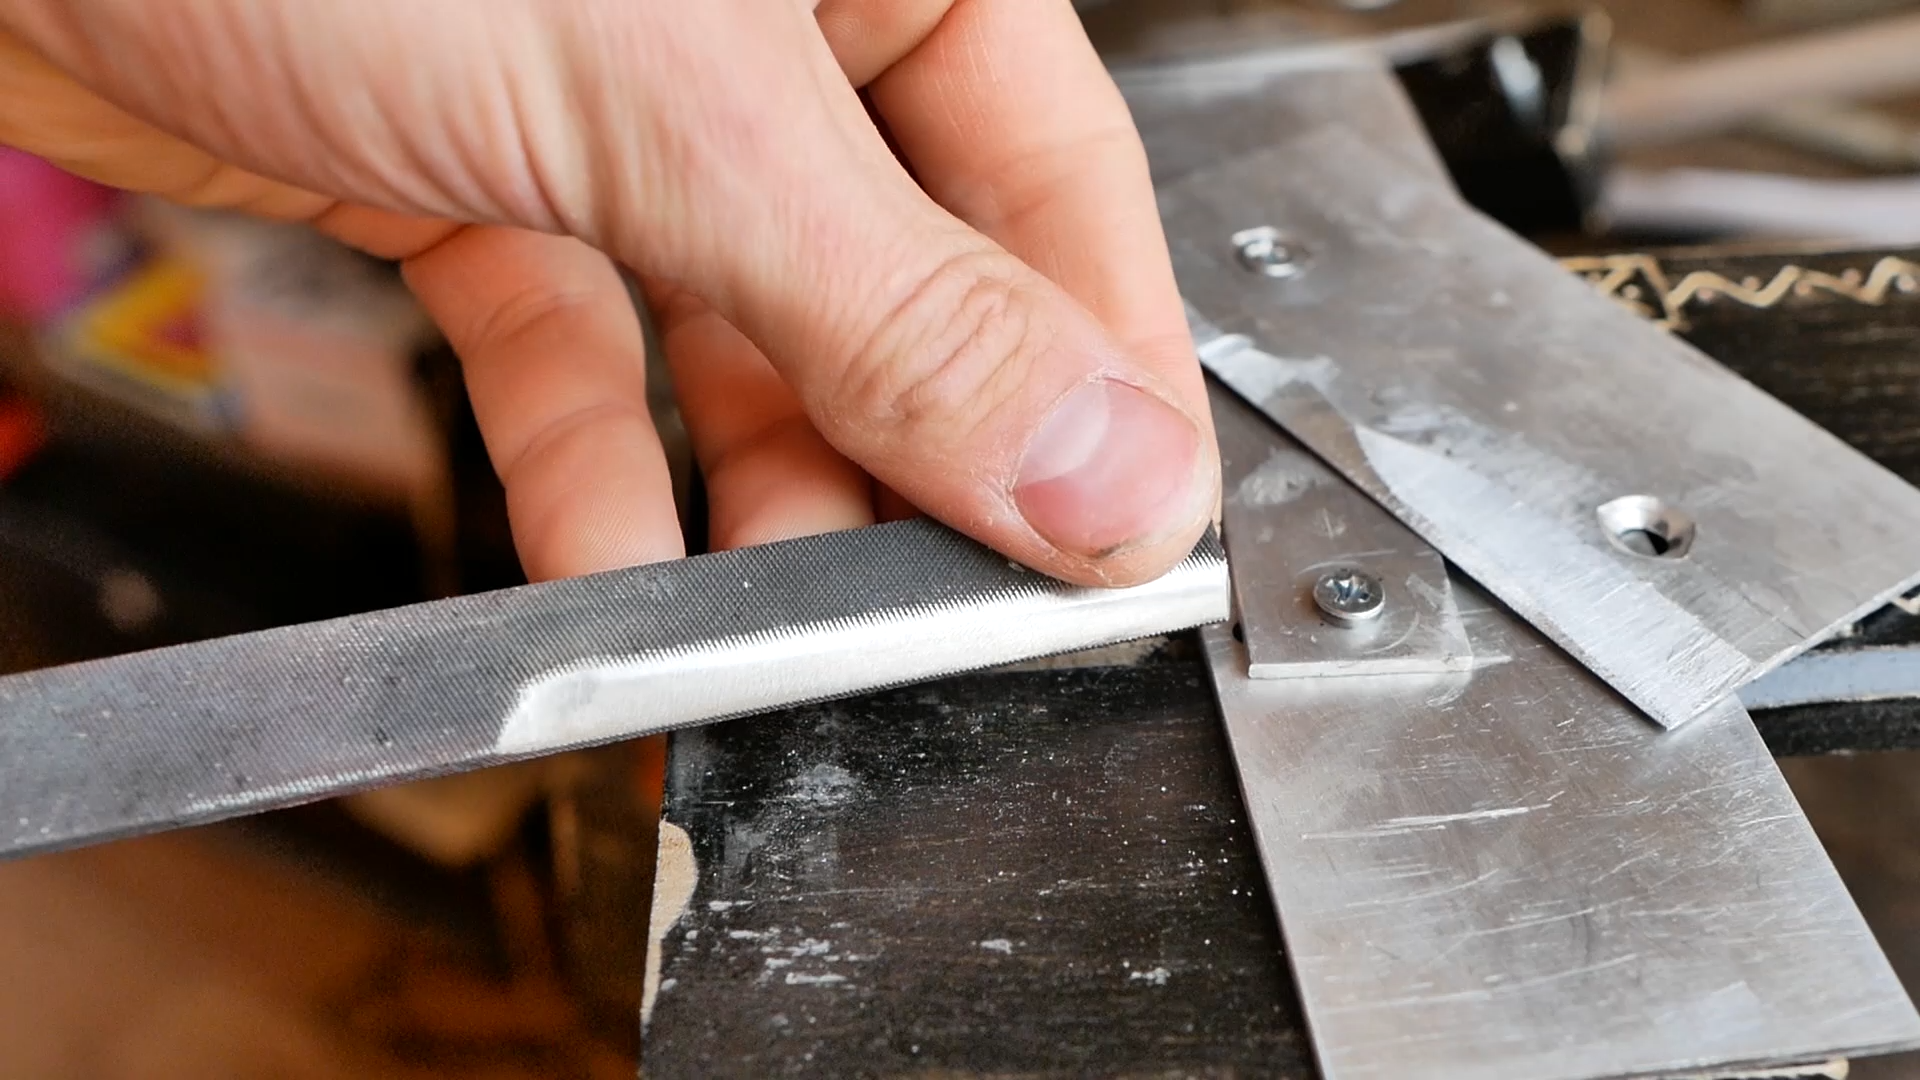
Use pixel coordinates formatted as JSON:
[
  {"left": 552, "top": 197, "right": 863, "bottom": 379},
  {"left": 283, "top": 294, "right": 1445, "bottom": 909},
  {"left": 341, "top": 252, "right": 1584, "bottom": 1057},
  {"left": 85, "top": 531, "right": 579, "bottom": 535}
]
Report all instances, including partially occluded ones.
[
  {"left": 1312, "top": 568, "right": 1385, "bottom": 626},
  {"left": 1232, "top": 226, "right": 1310, "bottom": 279}
]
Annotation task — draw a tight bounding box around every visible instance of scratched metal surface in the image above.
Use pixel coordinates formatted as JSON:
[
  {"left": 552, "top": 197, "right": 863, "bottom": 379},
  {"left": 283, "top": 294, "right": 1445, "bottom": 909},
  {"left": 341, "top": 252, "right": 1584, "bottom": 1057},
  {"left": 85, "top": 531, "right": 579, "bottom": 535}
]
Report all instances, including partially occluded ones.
[
  {"left": 1172, "top": 124, "right": 1920, "bottom": 730},
  {"left": 1117, "top": 47, "right": 1453, "bottom": 191},
  {"left": 0, "top": 518, "right": 1228, "bottom": 860},
  {"left": 1205, "top": 395, "right": 1920, "bottom": 1079},
  {"left": 1217, "top": 386, "right": 1471, "bottom": 679}
]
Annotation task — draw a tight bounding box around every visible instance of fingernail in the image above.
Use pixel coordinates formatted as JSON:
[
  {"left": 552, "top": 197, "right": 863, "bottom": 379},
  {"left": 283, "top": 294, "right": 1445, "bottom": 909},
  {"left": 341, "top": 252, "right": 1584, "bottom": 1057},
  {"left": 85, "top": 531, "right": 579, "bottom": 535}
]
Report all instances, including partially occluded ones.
[{"left": 1014, "top": 379, "right": 1204, "bottom": 559}]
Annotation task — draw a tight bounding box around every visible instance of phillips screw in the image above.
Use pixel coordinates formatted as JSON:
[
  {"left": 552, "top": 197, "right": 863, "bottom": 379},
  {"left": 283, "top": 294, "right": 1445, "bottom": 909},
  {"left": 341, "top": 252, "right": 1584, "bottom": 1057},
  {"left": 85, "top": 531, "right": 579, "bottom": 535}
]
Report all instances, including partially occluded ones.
[
  {"left": 1232, "top": 226, "right": 1310, "bottom": 279},
  {"left": 1313, "top": 568, "right": 1385, "bottom": 626}
]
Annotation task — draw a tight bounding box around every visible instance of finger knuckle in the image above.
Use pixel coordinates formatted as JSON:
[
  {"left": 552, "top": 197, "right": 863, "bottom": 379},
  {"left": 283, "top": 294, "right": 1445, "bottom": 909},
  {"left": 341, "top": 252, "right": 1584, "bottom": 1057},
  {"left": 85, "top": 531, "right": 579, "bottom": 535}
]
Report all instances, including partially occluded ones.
[
  {"left": 840, "top": 250, "right": 1052, "bottom": 437},
  {"left": 466, "top": 279, "right": 601, "bottom": 356},
  {"left": 497, "top": 401, "right": 641, "bottom": 490}
]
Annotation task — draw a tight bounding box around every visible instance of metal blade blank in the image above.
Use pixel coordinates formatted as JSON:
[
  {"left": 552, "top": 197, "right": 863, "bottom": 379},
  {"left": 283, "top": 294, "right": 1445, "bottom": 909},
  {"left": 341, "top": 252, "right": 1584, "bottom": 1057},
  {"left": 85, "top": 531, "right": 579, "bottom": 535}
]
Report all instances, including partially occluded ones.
[
  {"left": 1171, "top": 126, "right": 1920, "bottom": 729},
  {"left": 0, "top": 519, "right": 1229, "bottom": 860}
]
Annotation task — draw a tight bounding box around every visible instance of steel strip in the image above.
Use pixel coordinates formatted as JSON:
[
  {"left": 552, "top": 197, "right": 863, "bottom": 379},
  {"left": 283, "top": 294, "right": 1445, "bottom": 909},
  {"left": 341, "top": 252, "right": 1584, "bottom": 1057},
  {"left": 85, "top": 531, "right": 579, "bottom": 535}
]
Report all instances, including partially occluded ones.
[
  {"left": 0, "top": 519, "right": 1229, "bottom": 859},
  {"left": 1170, "top": 126, "right": 1920, "bottom": 729}
]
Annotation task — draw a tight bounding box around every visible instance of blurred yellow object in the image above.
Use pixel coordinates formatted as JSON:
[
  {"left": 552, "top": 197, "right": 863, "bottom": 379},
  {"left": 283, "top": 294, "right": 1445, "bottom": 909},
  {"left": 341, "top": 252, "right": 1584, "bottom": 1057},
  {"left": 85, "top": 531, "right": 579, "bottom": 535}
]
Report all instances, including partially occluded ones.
[{"left": 69, "top": 260, "right": 212, "bottom": 387}]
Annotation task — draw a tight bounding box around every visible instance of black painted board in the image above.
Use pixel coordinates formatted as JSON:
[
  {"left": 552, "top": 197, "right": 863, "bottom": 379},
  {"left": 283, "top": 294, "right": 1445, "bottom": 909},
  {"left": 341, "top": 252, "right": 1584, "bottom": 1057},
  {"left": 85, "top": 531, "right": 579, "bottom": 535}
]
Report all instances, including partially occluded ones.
[
  {"left": 637, "top": 652, "right": 1914, "bottom": 1080},
  {"left": 643, "top": 663, "right": 1310, "bottom": 1080},
  {"left": 1572, "top": 245, "right": 1920, "bottom": 488},
  {"left": 1575, "top": 245, "right": 1920, "bottom": 739},
  {"left": 1754, "top": 597, "right": 1920, "bottom": 754},
  {"left": 1677, "top": 246, "right": 1920, "bottom": 734}
]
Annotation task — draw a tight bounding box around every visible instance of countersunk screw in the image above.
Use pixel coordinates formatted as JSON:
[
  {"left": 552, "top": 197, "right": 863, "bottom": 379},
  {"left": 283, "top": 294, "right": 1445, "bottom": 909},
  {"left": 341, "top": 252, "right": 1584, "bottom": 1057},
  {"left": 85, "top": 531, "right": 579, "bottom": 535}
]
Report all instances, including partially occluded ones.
[
  {"left": 1232, "top": 226, "right": 1310, "bottom": 279},
  {"left": 1313, "top": 567, "right": 1385, "bottom": 626}
]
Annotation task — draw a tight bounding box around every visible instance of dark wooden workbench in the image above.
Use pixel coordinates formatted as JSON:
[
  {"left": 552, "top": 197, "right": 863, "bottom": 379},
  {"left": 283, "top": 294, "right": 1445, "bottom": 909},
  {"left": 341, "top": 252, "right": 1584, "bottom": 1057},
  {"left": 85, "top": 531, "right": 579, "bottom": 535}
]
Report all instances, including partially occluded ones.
[{"left": 642, "top": 243, "right": 1920, "bottom": 1078}]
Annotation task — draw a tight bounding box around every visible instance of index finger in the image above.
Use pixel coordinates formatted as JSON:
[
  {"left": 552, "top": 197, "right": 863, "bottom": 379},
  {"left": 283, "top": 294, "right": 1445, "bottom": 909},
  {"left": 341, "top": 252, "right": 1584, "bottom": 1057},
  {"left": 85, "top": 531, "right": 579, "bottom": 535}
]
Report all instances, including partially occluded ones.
[{"left": 822, "top": 0, "right": 1202, "bottom": 392}]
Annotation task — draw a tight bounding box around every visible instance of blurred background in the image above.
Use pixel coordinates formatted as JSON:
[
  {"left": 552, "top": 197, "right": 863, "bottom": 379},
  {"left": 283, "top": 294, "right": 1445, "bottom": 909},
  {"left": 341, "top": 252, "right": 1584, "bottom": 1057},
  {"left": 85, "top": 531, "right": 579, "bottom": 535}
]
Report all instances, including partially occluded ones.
[{"left": 2, "top": 0, "right": 1919, "bottom": 1076}]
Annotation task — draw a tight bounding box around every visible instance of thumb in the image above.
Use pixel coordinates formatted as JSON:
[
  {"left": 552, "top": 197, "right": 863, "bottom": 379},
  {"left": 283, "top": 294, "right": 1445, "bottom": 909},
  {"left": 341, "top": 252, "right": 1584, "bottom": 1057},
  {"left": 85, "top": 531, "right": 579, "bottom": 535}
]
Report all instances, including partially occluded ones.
[
  {"left": 633, "top": 38, "right": 1216, "bottom": 588},
  {"left": 832, "top": 237, "right": 1218, "bottom": 586}
]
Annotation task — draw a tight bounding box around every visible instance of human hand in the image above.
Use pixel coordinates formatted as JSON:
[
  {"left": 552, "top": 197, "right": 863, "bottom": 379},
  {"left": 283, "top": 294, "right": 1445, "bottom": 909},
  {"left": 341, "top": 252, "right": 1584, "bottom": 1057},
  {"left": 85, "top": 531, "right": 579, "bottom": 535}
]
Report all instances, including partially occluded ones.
[{"left": 0, "top": 0, "right": 1217, "bottom": 586}]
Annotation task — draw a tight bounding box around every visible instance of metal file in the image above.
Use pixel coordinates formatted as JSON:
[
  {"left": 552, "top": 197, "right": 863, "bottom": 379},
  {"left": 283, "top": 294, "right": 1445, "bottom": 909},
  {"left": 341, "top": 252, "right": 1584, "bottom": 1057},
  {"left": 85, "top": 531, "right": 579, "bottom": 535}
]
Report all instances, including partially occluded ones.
[{"left": 0, "top": 519, "right": 1229, "bottom": 859}]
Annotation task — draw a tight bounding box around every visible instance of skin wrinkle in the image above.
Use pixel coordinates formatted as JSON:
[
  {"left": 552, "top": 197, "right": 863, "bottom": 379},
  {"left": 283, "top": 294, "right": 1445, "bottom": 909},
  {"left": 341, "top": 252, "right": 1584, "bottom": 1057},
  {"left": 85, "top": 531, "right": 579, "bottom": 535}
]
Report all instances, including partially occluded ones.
[
  {"left": 733, "top": 5, "right": 964, "bottom": 359},
  {"left": 532, "top": 7, "right": 644, "bottom": 243},
  {"left": 500, "top": 401, "right": 653, "bottom": 501},
  {"left": 701, "top": 412, "right": 824, "bottom": 491},
  {"left": 460, "top": 286, "right": 613, "bottom": 401},
  {"left": 941, "top": 123, "right": 1141, "bottom": 236},
  {"left": 112, "top": 5, "right": 338, "bottom": 202},
  {"left": 68, "top": 5, "right": 536, "bottom": 226},
  {"left": 829, "top": 247, "right": 1032, "bottom": 430},
  {"left": 383, "top": 41, "right": 486, "bottom": 224},
  {"left": 648, "top": 277, "right": 875, "bottom": 549},
  {"left": 0, "top": 3, "right": 100, "bottom": 88},
  {"left": 720, "top": 95, "right": 918, "bottom": 364},
  {"left": 502, "top": 50, "right": 580, "bottom": 238},
  {"left": 327, "top": 15, "right": 536, "bottom": 225},
  {"left": 774, "top": 175, "right": 924, "bottom": 375},
  {"left": 602, "top": 17, "right": 795, "bottom": 300},
  {"left": 260, "top": 3, "right": 357, "bottom": 205},
  {"left": 821, "top": 0, "right": 973, "bottom": 90},
  {"left": 865, "top": 0, "right": 1192, "bottom": 331},
  {"left": 503, "top": 421, "right": 680, "bottom": 576}
]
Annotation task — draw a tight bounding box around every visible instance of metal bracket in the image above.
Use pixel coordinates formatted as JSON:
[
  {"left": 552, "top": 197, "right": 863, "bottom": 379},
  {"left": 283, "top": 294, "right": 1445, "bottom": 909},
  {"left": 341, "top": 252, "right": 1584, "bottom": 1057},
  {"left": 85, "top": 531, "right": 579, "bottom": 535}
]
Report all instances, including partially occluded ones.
[{"left": 1216, "top": 381, "right": 1472, "bottom": 679}]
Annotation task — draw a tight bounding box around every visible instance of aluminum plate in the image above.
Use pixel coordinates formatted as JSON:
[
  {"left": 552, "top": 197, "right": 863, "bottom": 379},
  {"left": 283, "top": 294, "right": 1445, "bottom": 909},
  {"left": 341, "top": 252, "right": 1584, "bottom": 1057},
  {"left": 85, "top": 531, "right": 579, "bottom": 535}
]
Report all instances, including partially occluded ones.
[
  {"left": 1206, "top": 392, "right": 1920, "bottom": 1079},
  {"left": 1170, "top": 126, "right": 1920, "bottom": 729}
]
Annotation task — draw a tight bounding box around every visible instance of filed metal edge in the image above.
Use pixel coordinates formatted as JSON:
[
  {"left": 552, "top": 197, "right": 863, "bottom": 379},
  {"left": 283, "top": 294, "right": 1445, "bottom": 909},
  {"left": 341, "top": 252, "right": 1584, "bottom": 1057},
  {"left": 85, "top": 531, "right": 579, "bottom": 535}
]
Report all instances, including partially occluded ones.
[{"left": 0, "top": 519, "right": 1228, "bottom": 860}]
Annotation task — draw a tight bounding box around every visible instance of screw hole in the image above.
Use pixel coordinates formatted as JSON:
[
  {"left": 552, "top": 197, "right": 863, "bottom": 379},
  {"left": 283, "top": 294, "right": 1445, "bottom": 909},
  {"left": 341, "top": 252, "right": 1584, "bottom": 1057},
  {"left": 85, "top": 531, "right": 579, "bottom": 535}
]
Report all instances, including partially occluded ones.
[
  {"left": 1597, "top": 496, "right": 1695, "bottom": 559},
  {"left": 1616, "top": 528, "right": 1671, "bottom": 557},
  {"left": 1231, "top": 622, "right": 1246, "bottom": 643}
]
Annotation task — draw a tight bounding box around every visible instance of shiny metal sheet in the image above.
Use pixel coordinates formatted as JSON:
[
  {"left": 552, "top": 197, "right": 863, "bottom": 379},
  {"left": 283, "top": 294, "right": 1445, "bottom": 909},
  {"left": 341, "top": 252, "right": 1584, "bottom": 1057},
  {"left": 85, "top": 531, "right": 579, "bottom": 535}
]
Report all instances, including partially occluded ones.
[
  {"left": 1206, "top": 616, "right": 1920, "bottom": 1080},
  {"left": 1118, "top": 50, "right": 1452, "bottom": 192},
  {"left": 1217, "top": 386, "right": 1471, "bottom": 679},
  {"left": 0, "top": 519, "right": 1229, "bottom": 860},
  {"left": 1171, "top": 126, "right": 1920, "bottom": 729},
  {"left": 1207, "top": 402, "right": 1920, "bottom": 1078}
]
